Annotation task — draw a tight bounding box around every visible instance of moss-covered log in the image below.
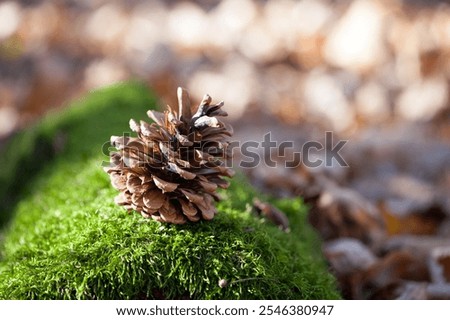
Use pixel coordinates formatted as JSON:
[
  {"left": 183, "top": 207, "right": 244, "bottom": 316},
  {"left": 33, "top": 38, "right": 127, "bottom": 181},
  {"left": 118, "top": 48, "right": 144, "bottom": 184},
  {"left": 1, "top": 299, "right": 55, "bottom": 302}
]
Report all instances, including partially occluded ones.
[{"left": 0, "top": 83, "right": 339, "bottom": 299}]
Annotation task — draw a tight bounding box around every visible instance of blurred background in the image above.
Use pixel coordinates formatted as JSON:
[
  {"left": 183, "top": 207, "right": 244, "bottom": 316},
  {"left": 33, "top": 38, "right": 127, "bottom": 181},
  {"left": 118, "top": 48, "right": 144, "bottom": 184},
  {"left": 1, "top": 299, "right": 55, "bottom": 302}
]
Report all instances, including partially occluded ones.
[{"left": 1, "top": 0, "right": 450, "bottom": 299}]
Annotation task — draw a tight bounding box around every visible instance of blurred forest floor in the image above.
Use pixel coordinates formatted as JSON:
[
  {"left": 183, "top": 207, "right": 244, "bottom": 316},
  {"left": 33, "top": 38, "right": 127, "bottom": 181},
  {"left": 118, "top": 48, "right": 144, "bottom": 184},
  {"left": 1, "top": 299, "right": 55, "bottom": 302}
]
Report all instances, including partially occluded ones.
[{"left": 0, "top": 0, "right": 450, "bottom": 299}]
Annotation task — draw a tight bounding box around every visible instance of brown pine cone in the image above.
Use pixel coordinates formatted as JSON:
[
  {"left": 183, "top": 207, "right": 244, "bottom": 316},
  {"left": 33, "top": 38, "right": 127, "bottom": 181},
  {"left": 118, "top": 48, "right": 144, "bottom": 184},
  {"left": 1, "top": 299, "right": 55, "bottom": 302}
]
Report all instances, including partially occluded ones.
[{"left": 104, "top": 87, "right": 234, "bottom": 224}]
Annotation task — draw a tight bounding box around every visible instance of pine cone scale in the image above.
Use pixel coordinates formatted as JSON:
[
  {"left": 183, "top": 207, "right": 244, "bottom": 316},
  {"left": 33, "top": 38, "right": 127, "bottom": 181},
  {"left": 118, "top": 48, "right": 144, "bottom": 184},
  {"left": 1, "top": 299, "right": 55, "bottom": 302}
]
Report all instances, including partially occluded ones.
[
  {"left": 198, "top": 180, "right": 218, "bottom": 193},
  {"left": 146, "top": 110, "right": 165, "bottom": 125},
  {"left": 179, "top": 198, "right": 198, "bottom": 217},
  {"left": 177, "top": 86, "right": 192, "bottom": 121},
  {"left": 152, "top": 176, "right": 179, "bottom": 193},
  {"left": 180, "top": 189, "right": 204, "bottom": 205},
  {"left": 167, "top": 163, "right": 196, "bottom": 180},
  {"left": 143, "top": 189, "right": 165, "bottom": 210}
]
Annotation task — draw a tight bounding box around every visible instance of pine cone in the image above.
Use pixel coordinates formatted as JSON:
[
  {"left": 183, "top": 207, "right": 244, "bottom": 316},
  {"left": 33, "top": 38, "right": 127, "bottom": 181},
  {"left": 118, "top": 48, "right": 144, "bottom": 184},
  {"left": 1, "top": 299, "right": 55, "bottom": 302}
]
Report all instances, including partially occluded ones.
[{"left": 104, "top": 87, "right": 234, "bottom": 224}]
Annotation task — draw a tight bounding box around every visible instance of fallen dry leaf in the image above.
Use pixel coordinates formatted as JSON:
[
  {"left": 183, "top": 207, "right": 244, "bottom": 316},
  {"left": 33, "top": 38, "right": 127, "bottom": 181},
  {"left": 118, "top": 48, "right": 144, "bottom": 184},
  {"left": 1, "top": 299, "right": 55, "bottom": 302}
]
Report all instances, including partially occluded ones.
[
  {"left": 349, "top": 251, "right": 430, "bottom": 299},
  {"left": 323, "top": 237, "right": 377, "bottom": 276},
  {"left": 380, "top": 200, "right": 446, "bottom": 236},
  {"left": 308, "top": 178, "right": 385, "bottom": 244},
  {"left": 380, "top": 235, "right": 450, "bottom": 261},
  {"left": 429, "top": 246, "right": 450, "bottom": 284},
  {"left": 252, "top": 198, "right": 290, "bottom": 232}
]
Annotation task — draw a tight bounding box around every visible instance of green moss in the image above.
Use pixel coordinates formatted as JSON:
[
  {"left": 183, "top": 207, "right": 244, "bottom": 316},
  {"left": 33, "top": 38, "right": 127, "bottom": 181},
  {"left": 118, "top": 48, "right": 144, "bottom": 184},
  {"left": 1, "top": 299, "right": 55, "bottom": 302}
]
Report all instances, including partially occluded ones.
[
  {"left": 0, "top": 82, "right": 339, "bottom": 299},
  {"left": 0, "top": 82, "right": 157, "bottom": 226}
]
